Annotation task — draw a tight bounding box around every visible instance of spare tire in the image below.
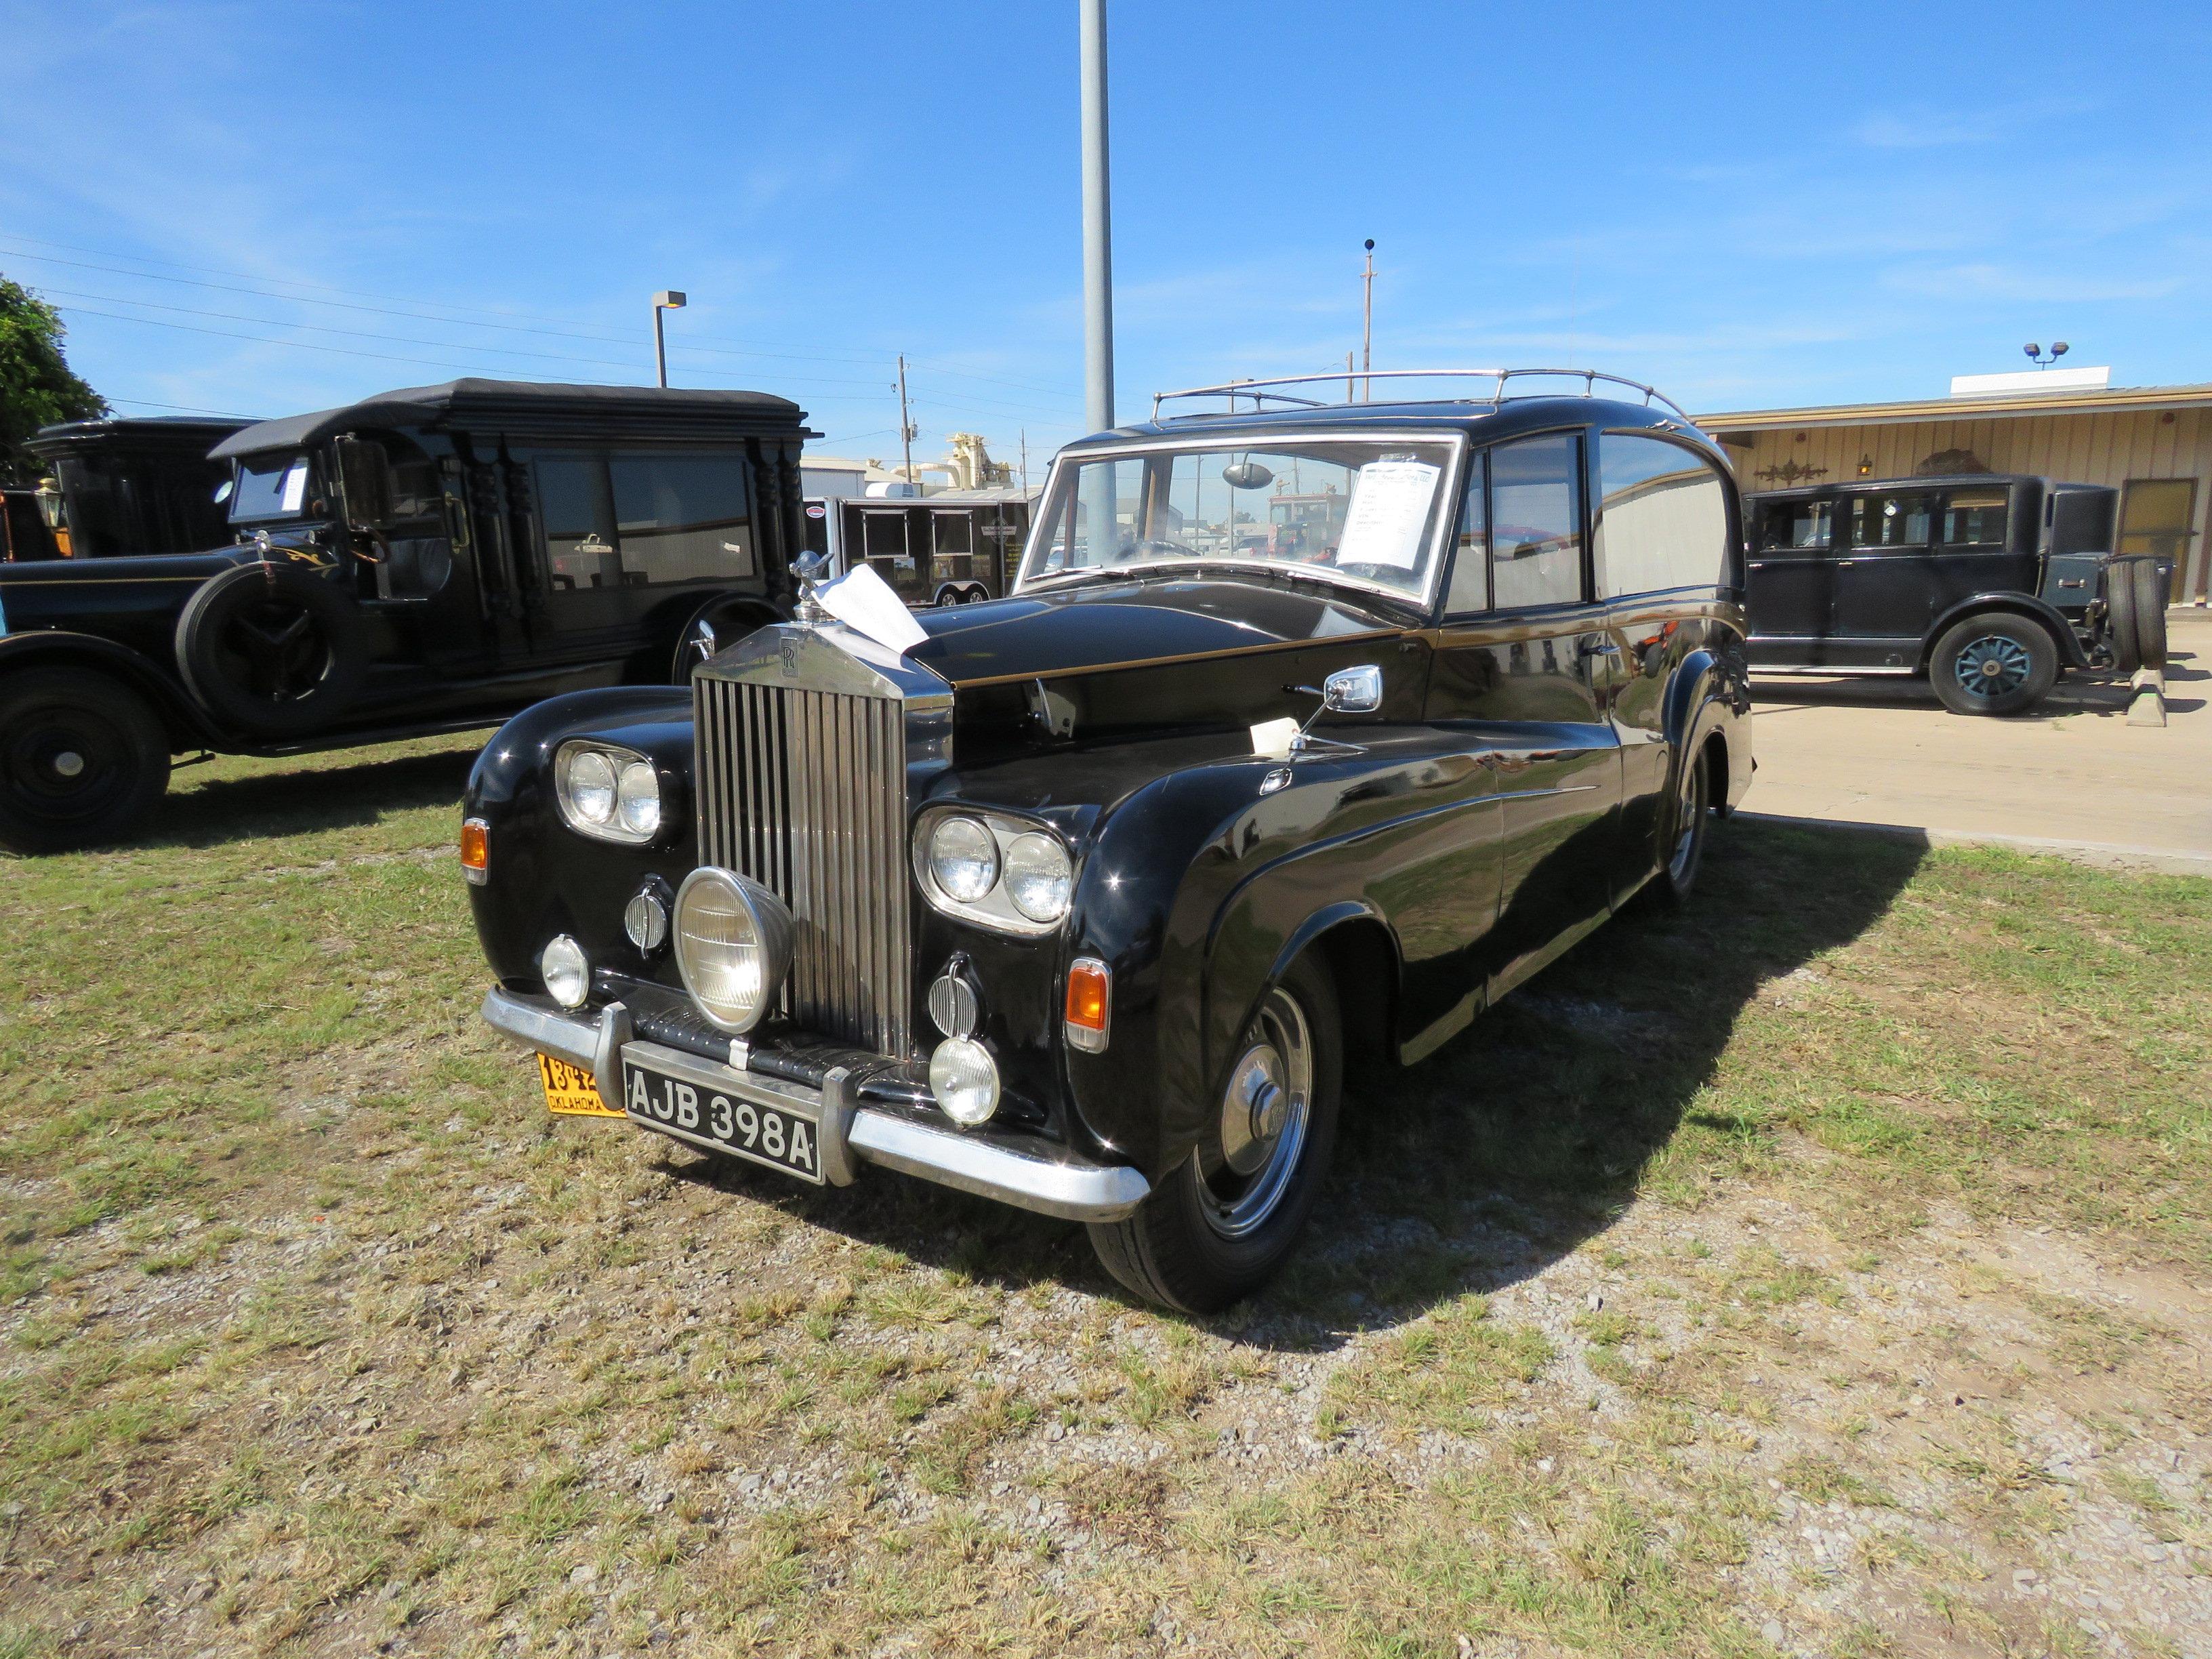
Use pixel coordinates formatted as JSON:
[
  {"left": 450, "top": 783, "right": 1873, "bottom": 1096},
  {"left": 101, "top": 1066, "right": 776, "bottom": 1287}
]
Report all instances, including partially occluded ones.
[
  {"left": 2131, "top": 555, "right": 2168, "bottom": 670},
  {"left": 175, "top": 561, "right": 371, "bottom": 739},
  {"left": 2106, "top": 556, "right": 2144, "bottom": 676}
]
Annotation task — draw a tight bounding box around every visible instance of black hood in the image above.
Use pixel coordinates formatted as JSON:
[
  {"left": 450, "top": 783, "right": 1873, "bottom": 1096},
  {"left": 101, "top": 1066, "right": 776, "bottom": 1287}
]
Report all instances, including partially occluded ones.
[{"left": 905, "top": 575, "right": 1410, "bottom": 686}]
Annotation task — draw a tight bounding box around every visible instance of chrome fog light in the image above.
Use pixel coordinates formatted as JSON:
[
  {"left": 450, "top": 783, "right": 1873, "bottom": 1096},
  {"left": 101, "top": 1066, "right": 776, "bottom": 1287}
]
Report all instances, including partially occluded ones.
[
  {"left": 623, "top": 886, "right": 670, "bottom": 952},
  {"left": 928, "top": 1036, "right": 1001, "bottom": 1127},
  {"left": 540, "top": 935, "right": 590, "bottom": 1009},
  {"left": 673, "top": 866, "right": 794, "bottom": 1034}
]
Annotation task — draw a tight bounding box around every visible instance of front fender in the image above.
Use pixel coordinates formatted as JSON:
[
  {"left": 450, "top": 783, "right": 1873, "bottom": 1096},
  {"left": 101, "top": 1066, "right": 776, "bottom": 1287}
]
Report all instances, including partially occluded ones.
[
  {"left": 465, "top": 686, "right": 697, "bottom": 989},
  {"left": 0, "top": 630, "right": 215, "bottom": 747}
]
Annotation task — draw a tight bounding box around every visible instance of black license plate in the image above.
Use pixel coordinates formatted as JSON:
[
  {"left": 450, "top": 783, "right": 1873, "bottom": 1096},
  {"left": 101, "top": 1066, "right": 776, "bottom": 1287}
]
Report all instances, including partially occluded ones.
[{"left": 619, "top": 1057, "right": 823, "bottom": 1183}]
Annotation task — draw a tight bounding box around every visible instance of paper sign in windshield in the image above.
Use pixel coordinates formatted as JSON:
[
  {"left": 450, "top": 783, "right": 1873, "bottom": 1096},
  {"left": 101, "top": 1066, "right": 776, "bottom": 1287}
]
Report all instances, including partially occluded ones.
[
  {"left": 1336, "top": 460, "right": 1439, "bottom": 570},
  {"left": 279, "top": 460, "right": 309, "bottom": 513},
  {"left": 812, "top": 560, "right": 928, "bottom": 654}
]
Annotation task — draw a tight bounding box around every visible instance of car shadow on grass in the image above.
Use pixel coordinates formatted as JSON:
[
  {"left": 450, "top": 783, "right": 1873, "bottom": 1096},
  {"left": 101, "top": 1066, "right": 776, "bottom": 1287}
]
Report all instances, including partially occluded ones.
[
  {"left": 657, "top": 817, "right": 1925, "bottom": 1348},
  {"left": 121, "top": 745, "right": 482, "bottom": 852}
]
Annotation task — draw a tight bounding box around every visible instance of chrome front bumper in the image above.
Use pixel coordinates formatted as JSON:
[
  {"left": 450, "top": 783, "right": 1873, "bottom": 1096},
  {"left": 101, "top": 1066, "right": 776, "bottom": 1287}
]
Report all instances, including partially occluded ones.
[{"left": 480, "top": 987, "right": 1149, "bottom": 1224}]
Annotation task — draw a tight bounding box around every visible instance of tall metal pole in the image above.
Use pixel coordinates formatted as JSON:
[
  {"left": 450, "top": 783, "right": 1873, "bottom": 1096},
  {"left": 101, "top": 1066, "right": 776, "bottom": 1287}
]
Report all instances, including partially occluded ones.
[
  {"left": 1080, "top": 0, "right": 1115, "bottom": 433},
  {"left": 653, "top": 306, "right": 669, "bottom": 389},
  {"left": 897, "top": 354, "right": 916, "bottom": 487},
  {"left": 1360, "top": 239, "right": 1374, "bottom": 403}
]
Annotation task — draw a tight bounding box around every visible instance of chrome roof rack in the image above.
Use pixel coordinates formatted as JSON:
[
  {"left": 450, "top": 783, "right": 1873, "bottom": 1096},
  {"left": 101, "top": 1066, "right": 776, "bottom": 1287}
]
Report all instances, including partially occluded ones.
[{"left": 1149, "top": 367, "right": 1700, "bottom": 427}]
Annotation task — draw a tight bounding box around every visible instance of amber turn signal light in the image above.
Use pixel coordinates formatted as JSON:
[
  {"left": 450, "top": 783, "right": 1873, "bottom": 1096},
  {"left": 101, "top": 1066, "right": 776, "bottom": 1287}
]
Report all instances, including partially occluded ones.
[
  {"left": 1063, "top": 956, "right": 1111, "bottom": 1053},
  {"left": 459, "top": 817, "right": 489, "bottom": 886}
]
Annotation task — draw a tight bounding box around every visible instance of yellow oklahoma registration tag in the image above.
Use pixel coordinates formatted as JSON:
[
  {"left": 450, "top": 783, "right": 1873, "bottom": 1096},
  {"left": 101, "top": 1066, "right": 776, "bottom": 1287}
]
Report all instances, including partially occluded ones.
[{"left": 538, "top": 1053, "right": 623, "bottom": 1118}]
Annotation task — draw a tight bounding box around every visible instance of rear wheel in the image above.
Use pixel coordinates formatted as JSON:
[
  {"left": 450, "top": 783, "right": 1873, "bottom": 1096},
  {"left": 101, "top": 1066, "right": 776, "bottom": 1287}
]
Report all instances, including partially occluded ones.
[
  {"left": 0, "top": 667, "right": 172, "bottom": 855},
  {"left": 1647, "top": 742, "right": 1711, "bottom": 909},
  {"left": 1088, "top": 953, "right": 1342, "bottom": 1313},
  {"left": 1929, "top": 613, "right": 2058, "bottom": 716},
  {"left": 2130, "top": 556, "right": 2168, "bottom": 670}
]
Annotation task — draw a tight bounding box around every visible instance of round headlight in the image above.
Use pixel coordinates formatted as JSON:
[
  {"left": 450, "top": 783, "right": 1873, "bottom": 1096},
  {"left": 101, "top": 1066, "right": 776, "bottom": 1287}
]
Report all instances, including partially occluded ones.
[
  {"left": 928, "top": 815, "right": 999, "bottom": 903},
  {"left": 1002, "top": 832, "right": 1072, "bottom": 922},
  {"left": 615, "top": 760, "right": 661, "bottom": 837},
  {"left": 673, "top": 867, "right": 794, "bottom": 1034},
  {"left": 928, "top": 1036, "right": 1001, "bottom": 1127},
  {"left": 540, "top": 935, "right": 590, "bottom": 1010},
  {"left": 565, "top": 749, "right": 617, "bottom": 825}
]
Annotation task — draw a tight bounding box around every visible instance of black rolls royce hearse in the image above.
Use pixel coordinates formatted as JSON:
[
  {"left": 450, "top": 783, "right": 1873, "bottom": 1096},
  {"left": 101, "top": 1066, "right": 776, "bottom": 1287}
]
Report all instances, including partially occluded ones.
[
  {"left": 464, "top": 370, "right": 1755, "bottom": 1311},
  {"left": 0, "top": 380, "right": 807, "bottom": 854},
  {"left": 1742, "top": 472, "right": 2167, "bottom": 714}
]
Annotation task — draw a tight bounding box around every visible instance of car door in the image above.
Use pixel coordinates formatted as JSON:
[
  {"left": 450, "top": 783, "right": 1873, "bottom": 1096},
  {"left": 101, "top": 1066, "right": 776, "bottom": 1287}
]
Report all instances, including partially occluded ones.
[
  {"left": 1743, "top": 493, "right": 1836, "bottom": 665},
  {"left": 1929, "top": 482, "right": 2034, "bottom": 611},
  {"left": 1592, "top": 430, "right": 1736, "bottom": 901},
  {"left": 1830, "top": 487, "right": 1940, "bottom": 667},
  {"left": 1425, "top": 428, "right": 1622, "bottom": 1003}
]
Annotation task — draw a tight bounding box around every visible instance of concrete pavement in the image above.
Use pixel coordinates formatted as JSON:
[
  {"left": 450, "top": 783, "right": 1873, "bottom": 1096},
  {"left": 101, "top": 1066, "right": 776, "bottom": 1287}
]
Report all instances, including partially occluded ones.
[{"left": 1740, "top": 609, "right": 2212, "bottom": 874}]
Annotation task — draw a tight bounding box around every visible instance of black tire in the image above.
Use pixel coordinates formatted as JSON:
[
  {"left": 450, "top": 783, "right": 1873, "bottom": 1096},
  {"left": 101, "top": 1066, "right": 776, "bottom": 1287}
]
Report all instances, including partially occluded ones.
[
  {"left": 670, "top": 596, "right": 775, "bottom": 684},
  {"left": 1646, "top": 741, "right": 1711, "bottom": 909},
  {"left": 1928, "top": 613, "right": 2059, "bottom": 716},
  {"left": 2107, "top": 556, "right": 2145, "bottom": 676},
  {"left": 0, "top": 667, "right": 172, "bottom": 855},
  {"left": 175, "top": 562, "right": 369, "bottom": 738},
  {"left": 1088, "top": 952, "right": 1343, "bottom": 1314},
  {"left": 2131, "top": 556, "right": 2168, "bottom": 670}
]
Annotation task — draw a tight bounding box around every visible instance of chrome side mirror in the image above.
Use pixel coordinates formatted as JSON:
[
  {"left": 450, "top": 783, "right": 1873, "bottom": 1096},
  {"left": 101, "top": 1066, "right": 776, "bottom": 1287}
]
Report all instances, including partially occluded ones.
[{"left": 1322, "top": 663, "right": 1383, "bottom": 714}]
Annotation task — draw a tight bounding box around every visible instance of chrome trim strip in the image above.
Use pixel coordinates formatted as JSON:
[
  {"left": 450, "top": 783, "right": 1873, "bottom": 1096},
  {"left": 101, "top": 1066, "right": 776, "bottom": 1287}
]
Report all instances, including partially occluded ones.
[
  {"left": 1748, "top": 664, "right": 1919, "bottom": 677},
  {"left": 477, "top": 989, "right": 1147, "bottom": 1221},
  {"left": 844, "top": 1110, "right": 1149, "bottom": 1223}
]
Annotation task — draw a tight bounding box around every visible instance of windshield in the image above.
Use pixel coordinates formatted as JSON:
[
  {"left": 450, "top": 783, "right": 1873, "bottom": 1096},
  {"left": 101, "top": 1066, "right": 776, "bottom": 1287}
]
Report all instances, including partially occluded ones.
[
  {"left": 228, "top": 454, "right": 312, "bottom": 524},
  {"left": 1019, "top": 435, "right": 1458, "bottom": 602}
]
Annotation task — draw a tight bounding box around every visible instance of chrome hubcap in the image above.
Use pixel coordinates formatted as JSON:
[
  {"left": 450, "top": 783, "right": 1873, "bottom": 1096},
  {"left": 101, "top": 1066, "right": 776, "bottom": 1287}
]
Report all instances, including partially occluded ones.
[
  {"left": 1200, "top": 987, "right": 1312, "bottom": 1238},
  {"left": 1669, "top": 755, "right": 1705, "bottom": 880},
  {"left": 52, "top": 750, "right": 85, "bottom": 779},
  {"left": 1954, "top": 634, "right": 2030, "bottom": 699}
]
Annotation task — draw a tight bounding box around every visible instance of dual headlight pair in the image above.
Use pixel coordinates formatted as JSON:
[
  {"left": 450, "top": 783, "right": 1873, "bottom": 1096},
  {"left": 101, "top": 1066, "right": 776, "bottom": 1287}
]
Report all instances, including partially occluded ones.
[
  {"left": 915, "top": 811, "right": 1073, "bottom": 934},
  {"left": 555, "top": 742, "right": 663, "bottom": 844}
]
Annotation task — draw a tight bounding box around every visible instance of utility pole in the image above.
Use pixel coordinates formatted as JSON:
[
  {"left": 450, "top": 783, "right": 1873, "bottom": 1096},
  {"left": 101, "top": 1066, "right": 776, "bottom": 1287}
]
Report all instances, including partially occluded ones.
[
  {"left": 1345, "top": 350, "right": 1355, "bottom": 402},
  {"left": 895, "top": 354, "right": 918, "bottom": 488},
  {"left": 1080, "top": 0, "right": 1115, "bottom": 432},
  {"left": 1019, "top": 430, "right": 1029, "bottom": 493},
  {"left": 1360, "top": 240, "right": 1374, "bottom": 402}
]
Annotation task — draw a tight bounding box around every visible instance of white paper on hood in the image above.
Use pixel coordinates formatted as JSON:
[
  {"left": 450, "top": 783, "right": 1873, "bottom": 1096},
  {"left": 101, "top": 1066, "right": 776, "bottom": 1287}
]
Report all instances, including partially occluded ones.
[{"left": 811, "top": 560, "right": 929, "bottom": 655}]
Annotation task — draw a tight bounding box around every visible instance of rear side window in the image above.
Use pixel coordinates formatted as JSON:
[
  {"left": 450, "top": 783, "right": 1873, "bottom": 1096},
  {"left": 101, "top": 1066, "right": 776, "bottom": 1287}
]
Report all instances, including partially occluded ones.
[
  {"left": 1595, "top": 433, "right": 1731, "bottom": 598},
  {"left": 1849, "top": 491, "right": 1936, "bottom": 548},
  {"left": 1941, "top": 488, "right": 2008, "bottom": 546},
  {"left": 609, "top": 453, "right": 753, "bottom": 581},
  {"left": 1488, "top": 433, "right": 1584, "bottom": 609},
  {"left": 535, "top": 455, "right": 619, "bottom": 590},
  {"left": 1752, "top": 497, "right": 1832, "bottom": 554}
]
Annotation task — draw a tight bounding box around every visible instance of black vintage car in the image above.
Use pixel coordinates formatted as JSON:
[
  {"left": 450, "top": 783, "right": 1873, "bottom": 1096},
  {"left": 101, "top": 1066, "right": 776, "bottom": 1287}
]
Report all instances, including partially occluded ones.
[
  {"left": 1742, "top": 472, "right": 2167, "bottom": 714},
  {"left": 22, "top": 415, "right": 249, "bottom": 561},
  {"left": 464, "top": 371, "right": 1754, "bottom": 1311},
  {"left": 0, "top": 380, "right": 807, "bottom": 854}
]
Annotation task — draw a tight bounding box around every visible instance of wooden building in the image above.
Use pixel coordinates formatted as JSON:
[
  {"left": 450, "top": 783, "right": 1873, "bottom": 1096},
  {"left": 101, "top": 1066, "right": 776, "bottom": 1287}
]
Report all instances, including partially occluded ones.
[{"left": 1698, "top": 382, "right": 2212, "bottom": 604}]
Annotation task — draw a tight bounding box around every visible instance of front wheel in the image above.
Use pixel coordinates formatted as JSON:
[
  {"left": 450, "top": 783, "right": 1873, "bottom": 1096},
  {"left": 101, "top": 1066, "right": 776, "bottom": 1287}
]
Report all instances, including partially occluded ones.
[
  {"left": 1088, "top": 953, "right": 1342, "bottom": 1313},
  {"left": 0, "top": 667, "right": 173, "bottom": 855},
  {"left": 1929, "top": 613, "right": 2059, "bottom": 716}
]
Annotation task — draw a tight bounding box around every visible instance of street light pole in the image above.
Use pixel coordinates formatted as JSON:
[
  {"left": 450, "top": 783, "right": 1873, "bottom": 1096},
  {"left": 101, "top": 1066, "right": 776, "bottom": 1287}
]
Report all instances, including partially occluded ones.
[
  {"left": 1079, "top": 0, "right": 1115, "bottom": 433},
  {"left": 1360, "top": 240, "right": 1374, "bottom": 403},
  {"left": 652, "top": 290, "right": 687, "bottom": 388}
]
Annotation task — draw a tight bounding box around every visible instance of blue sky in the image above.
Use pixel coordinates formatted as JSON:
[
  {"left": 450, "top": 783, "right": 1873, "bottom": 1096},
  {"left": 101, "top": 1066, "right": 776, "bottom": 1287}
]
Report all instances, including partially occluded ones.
[{"left": 3, "top": 1, "right": 2206, "bottom": 468}]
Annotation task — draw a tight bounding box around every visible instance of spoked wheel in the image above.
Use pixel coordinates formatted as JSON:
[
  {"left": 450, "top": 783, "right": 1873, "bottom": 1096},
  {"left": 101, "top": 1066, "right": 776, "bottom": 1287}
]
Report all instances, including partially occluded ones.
[
  {"left": 1929, "top": 613, "right": 2058, "bottom": 716},
  {"left": 1647, "top": 742, "right": 1711, "bottom": 909},
  {"left": 0, "top": 668, "right": 172, "bottom": 855},
  {"left": 1089, "top": 954, "right": 1342, "bottom": 1313}
]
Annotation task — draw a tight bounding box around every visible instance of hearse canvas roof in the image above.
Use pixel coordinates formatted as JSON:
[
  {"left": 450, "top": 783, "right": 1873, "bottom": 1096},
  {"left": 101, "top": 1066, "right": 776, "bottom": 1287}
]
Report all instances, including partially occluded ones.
[{"left": 211, "top": 378, "right": 813, "bottom": 461}]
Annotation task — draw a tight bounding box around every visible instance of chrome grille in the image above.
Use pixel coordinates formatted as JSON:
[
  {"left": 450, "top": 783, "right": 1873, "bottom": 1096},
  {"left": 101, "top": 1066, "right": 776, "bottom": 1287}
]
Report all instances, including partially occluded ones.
[{"left": 695, "top": 676, "right": 912, "bottom": 1057}]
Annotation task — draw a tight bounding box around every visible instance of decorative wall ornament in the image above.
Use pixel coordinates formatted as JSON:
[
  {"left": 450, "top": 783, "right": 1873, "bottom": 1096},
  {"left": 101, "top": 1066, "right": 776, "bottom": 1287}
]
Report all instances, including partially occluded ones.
[{"left": 1755, "top": 458, "right": 1830, "bottom": 485}]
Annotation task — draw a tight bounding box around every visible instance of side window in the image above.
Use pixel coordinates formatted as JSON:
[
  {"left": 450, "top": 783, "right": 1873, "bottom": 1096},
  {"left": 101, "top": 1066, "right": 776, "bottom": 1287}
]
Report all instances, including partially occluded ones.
[
  {"left": 609, "top": 452, "right": 753, "bottom": 583},
  {"left": 1941, "top": 488, "right": 2009, "bottom": 546},
  {"left": 1488, "top": 432, "right": 1584, "bottom": 609},
  {"left": 1595, "top": 433, "right": 1731, "bottom": 597},
  {"left": 1849, "top": 491, "right": 1936, "bottom": 549},
  {"left": 535, "top": 455, "right": 618, "bottom": 591},
  {"left": 1444, "top": 449, "right": 1489, "bottom": 613},
  {"left": 1752, "top": 498, "right": 1832, "bottom": 554}
]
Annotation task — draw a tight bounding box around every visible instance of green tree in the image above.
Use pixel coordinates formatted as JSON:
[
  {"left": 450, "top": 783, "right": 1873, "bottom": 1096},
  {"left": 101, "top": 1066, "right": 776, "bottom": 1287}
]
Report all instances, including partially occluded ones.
[{"left": 1, "top": 274, "right": 107, "bottom": 485}]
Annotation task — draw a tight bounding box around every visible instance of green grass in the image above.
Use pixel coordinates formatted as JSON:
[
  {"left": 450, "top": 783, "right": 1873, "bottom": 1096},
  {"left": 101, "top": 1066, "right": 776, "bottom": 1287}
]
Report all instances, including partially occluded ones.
[{"left": 1, "top": 741, "right": 2209, "bottom": 1655}]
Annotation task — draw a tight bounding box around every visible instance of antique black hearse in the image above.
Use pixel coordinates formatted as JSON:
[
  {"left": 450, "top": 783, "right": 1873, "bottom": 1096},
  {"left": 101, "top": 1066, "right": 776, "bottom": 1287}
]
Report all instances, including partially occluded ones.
[
  {"left": 21, "top": 415, "right": 248, "bottom": 561},
  {"left": 0, "top": 380, "right": 806, "bottom": 853},
  {"left": 1742, "top": 472, "right": 2167, "bottom": 714},
  {"left": 466, "top": 370, "right": 1754, "bottom": 1311}
]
